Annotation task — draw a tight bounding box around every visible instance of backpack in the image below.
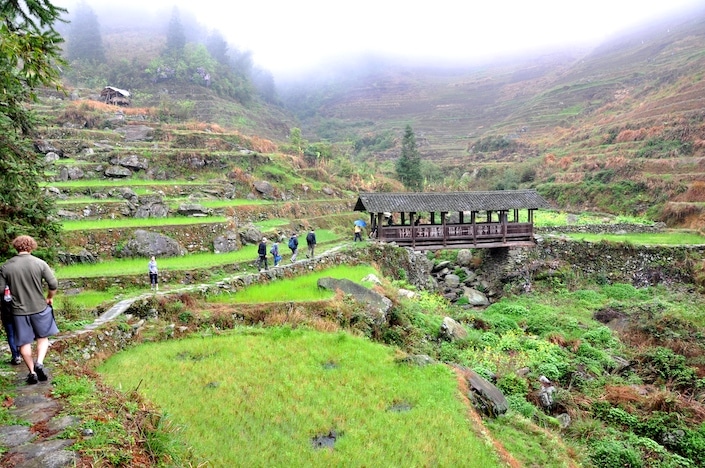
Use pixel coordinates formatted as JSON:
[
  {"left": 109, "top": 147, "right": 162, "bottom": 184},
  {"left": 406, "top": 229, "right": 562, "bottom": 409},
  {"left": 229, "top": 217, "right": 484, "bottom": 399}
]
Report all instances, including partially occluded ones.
[{"left": 288, "top": 237, "right": 296, "bottom": 249}]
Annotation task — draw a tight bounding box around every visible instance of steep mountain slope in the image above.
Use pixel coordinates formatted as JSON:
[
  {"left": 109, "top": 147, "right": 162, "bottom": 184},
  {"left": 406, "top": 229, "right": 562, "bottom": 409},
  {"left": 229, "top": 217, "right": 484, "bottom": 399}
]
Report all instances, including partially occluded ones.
[
  {"left": 284, "top": 6, "right": 705, "bottom": 152},
  {"left": 279, "top": 6, "right": 705, "bottom": 223}
]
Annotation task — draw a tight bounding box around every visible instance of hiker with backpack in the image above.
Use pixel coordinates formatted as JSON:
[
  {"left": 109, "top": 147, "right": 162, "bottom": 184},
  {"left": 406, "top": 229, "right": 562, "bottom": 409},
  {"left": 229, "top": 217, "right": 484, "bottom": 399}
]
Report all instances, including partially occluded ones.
[
  {"left": 306, "top": 229, "right": 317, "bottom": 258},
  {"left": 288, "top": 232, "right": 299, "bottom": 262},
  {"left": 271, "top": 241, "right": 281, "bottom": 266}
]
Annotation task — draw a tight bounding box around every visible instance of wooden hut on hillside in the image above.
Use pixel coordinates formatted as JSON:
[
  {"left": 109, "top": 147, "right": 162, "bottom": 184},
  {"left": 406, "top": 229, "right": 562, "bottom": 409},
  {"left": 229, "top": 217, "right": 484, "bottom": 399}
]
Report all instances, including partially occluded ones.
[
  {"left": 354, "top": 190, "right": 551, "bottom": 250},
  {"left": 100, "top": 86, "right": 131, "bottom": 106}
]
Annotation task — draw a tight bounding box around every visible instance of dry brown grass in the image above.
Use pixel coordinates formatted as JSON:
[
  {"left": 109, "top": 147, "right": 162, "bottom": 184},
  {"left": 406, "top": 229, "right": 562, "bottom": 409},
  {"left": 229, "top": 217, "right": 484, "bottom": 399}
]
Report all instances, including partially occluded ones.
[
  {"left": 73, "top": 99, "right": 158, "bottom": 117},
  {"left": 558, "top": 157, "right": 573, "bottom": 169},
  {"left": 227, "top": 166, "right": 254, "bottom": 185},
  {"left": 603, "top": 385, "right": 644, "bottom": 409},
  {"left": 181, "top": 122, "right": 226, "bottom": 133},
  {"left": 250, "top": 135, "right": 277, "bottom": 153},
  {"left": 546, "top": 332, "right": 567, "bottom": 348},
  {"left": 678, "top": 181, "right": 705, "bottom": 202},
  {"left": 659, "top": 202, "right": 704, "bottom": 225},
  {"left": 616, "top": 128, "right": 648, "bottom": 142}
]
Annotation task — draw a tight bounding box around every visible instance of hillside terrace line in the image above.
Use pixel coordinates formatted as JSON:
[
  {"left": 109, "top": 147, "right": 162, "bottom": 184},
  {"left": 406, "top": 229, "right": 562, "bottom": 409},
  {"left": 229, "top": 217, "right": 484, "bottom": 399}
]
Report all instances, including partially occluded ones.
[{"left": 355, "top": 190, "right": 551, "bottom": 250}]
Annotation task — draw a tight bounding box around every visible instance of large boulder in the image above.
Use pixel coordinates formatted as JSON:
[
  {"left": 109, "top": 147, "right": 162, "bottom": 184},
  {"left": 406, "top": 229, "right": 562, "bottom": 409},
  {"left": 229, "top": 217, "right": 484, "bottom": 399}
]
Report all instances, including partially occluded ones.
[
  {"left": 239, "top": 223, "right": 263, "bottom": 245},
  {"left": 34, "top": 140, "right": 63, "bottom": 156},
  {"left": 213, "top": 230, "right": 240, "bottom": 253},
  {"left": 104, "top": 165, "right": 132, "bottom": 178},
  {"left": 455, "top": 365, "right": 508, "bottom": 417},
  {"left": 56, "top": 209, "right": 80, "bottom": 220},
  {"left": 317, "top": 277, "right": 392, "bottom": 327},
  {"left": 444, "top": 274, "right": 461, "bottom": 288},
  {"left": 440, "top": 317, "right": 468, "bottom": 341},
  {"left": 44, "top": 151, "right": 61, "bottom": 164},
  {"left": 456, "top": 249, "right": 475, "bottom": 267},
  {"left": 110, "top": 187, "right": 138, "bottom": 202},
  {"left": 253, "top": 180, "right": 274, "bottom": 195},
  {"left": 118, "top": 229, "right": 185, "bottom": 258},
  {"left": 177, "top": 203, "right": 211, "bottom": 217},
  {"left": 57, "top": 249, "right": 97, "bottom": 265},
  {"left": 462, "top": 287, "right": 490, "bottom": 306},
  {"left": 116, "top": 125, "right": 153, "bottom": 142},
  {"left": 134, "top": 196, "right": 169, "bottom": 218},
  {"left": 115, "top": 154, "right": 149, "bottom": 171}
]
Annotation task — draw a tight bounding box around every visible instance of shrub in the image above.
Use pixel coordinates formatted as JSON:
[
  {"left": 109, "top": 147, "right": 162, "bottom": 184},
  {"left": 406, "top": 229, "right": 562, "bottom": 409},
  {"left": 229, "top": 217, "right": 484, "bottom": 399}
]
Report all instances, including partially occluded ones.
[
  {"left": 506, "top": 394, "right": 536, "bottom": 419},
  {"left": 676, "top": 424, "right": 705, "bottom": 466},
  {"left": 486, "top": 302, "right": 530, "bottom": 318},
  {"left": 484, "top": 315, "right": 519, "bottom": 334},
  {"left": 639, "top": 347, "right": 698, "bottom": 390},
  {"left": 535, "top": 363, "right": 562, "bottom": 381},
  {"left": 497, "top": 373, "right": 529, "bottom": 397},
  {"left": 589, "top": 439, "right": 643, "bottom": 468},
  {"left": 582, "top": 326, "right": 618, "bottom": 348}
]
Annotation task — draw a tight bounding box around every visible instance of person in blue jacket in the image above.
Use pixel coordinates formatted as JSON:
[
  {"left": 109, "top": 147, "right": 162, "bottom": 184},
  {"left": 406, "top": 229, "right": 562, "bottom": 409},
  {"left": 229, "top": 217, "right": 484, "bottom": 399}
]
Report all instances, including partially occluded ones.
[{"left": 288, "top": 232, "right": 299, "bottom": 262}]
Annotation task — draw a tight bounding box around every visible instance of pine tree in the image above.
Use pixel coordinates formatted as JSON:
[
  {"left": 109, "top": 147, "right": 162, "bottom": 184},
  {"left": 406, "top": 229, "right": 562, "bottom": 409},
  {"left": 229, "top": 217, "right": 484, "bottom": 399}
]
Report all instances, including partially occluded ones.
[
  {"left": 66, "top": 2, "right": 105, "bottom": 63},
  {"left": 165, "top": 7, "right": 186, "bottom": 57},
  {"left": 396, "top": 125, "right": 423, "bottom": 191},
  {"left": 206, "top": 30, "right": 229, "bottom": 65},
  {"left": 0, "top": 0, "right": 65, "bottom": 260}
]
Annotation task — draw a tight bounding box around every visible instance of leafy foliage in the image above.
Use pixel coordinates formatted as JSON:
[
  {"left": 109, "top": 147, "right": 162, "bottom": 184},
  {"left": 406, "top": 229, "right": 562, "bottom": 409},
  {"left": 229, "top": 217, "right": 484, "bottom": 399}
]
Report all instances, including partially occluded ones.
[{"left": 0, "top": 0, "right": 65, "bottom": 260}]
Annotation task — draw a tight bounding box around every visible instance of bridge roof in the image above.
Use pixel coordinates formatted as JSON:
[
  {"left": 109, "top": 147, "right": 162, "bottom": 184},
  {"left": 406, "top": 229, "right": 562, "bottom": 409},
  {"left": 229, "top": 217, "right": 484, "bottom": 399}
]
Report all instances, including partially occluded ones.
[{"left": 354, "top": 190, "right": 550, "bottom": 213}]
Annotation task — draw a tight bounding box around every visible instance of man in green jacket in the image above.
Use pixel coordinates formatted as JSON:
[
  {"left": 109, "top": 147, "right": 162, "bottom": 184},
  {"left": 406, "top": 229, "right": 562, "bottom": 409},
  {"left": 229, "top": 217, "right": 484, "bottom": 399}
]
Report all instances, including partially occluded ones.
[{"left": 0, "top": 235, "right": 59, "bottom": 385}]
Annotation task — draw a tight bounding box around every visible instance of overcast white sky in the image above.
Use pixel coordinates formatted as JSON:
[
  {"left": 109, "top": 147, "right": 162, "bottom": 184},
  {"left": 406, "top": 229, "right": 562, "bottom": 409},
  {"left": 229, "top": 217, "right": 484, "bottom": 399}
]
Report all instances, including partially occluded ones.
[{"left": 62, "top": 0, "right": 703, "bottom": 77}]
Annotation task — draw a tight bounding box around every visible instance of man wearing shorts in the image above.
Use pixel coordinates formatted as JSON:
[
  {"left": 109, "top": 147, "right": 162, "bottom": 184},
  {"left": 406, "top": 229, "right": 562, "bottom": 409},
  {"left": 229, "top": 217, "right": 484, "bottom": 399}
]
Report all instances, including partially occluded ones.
[{"left": 0, "top": 235, "right": 59, "bottom": 384}]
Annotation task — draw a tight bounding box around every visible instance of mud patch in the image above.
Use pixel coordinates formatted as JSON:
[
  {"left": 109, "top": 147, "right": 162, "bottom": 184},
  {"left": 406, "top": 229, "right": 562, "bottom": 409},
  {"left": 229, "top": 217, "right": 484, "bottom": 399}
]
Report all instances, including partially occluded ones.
[
  {"left": 322, "top": 360, "right": 338, "bottom": 370},
  {"left": 311, "top": 430, "right": 340, "bottom": 449},
  {"left": 175, "top": 351, "right": 215, "bottom": 361},
  {"left": 387, "top": 401, "right": 413, "bottom": 412}
]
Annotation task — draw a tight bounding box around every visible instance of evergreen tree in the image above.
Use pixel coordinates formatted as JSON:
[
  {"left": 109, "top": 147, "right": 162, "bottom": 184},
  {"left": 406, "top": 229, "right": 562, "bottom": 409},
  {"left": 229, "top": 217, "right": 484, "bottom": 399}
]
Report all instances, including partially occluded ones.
[
  {"left": 164, "top": 7, "right": 185, "bottom": 57},
  {"left": 66, "top": 2, "right": 105, "bottom": 63},
  {"left": 0, "top": 0, "right": 65, "bottom": 260},
  {"left": 252, "top": 67, "right": 278, "bottom": 104},
  {"left": 396, "top": 125, "right": 423, "bottom": 191},
  {"left": 206, "top": 30, "right": 229, "bottom": 65}
]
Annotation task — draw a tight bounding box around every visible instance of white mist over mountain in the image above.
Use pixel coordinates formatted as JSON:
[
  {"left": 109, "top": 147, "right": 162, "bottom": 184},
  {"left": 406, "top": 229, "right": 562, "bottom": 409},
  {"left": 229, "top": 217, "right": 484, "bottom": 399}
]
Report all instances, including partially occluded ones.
[{"left": 62, "top": 0, "right": 703, "bottom": 78}]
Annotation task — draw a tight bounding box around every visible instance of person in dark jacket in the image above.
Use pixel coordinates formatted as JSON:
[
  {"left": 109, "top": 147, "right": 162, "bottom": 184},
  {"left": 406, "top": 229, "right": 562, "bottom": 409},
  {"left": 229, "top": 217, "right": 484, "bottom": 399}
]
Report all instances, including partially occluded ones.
[
  {"left": 1, "top": 299, "right": 21, "bottom": 365},
  {"left": 257, "top": 238, "right": 268, "bottom": 271},
  {"left": 288, "top": 232, "right": 299, "bottom": 262},
  {"left": 306, "top": 229, "right": 317, "bottom": 258}
]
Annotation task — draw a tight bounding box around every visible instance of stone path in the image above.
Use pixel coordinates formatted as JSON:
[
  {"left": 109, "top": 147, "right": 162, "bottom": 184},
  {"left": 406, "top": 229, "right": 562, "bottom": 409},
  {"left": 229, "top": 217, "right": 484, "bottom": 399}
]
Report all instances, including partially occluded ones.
[{"left": 0, "top": 247, "right": 347, "bottom": 466}]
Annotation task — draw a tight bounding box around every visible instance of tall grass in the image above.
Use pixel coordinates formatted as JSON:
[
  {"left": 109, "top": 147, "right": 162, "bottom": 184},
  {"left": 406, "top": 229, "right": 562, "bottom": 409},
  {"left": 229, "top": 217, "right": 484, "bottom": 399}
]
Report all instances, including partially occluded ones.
[
  {"left": 212, "top": 264, "right": 379, "bottom": 303},
  {"left": 565, "top": 231, "right": 705, "bottom": 245},
  {"left": 61, "top": 216, "right": 231, "bottom": 231},
  {"left": 534, "top": 210, "right": 651, "bottom": 227},
  {"left": 46, "top": 179, "right": 208, "bottom": 188},
  {"left": 98, "top": 328, "right": 500, "bottom": 467}
]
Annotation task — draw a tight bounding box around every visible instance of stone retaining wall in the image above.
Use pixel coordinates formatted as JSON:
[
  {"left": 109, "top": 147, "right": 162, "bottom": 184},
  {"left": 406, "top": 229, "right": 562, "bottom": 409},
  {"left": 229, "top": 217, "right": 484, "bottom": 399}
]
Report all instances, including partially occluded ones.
[
  {"left": 535, "top": 222, "right": 666, "bottom": 235},
  {"left": 509, "top": 238, "right": 701, "bottom": 287},
  {"left": 60, "top": 199, "right": 355, "bottom": 258}
]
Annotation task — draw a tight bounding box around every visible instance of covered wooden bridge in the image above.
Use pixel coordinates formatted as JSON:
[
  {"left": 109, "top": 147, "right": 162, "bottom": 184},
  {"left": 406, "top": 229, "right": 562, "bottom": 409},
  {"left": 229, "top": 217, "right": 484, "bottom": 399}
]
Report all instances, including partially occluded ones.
[{"left": 354, "top": 190, "right": 551, "bottom": 250}]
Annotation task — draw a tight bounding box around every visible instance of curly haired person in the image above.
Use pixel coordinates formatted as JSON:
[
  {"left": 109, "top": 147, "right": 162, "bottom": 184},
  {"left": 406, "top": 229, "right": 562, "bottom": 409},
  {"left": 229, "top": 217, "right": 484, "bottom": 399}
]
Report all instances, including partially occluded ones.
[{"left": 0, "top": 236, "right": 59, "bottom": 385}]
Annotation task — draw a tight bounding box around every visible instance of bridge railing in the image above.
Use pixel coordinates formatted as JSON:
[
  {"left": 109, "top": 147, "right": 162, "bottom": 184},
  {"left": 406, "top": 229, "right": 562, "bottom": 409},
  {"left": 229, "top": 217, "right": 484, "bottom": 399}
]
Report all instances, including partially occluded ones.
[{"left": 376, "top": 222, "right": 534, "bottom": 248}]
